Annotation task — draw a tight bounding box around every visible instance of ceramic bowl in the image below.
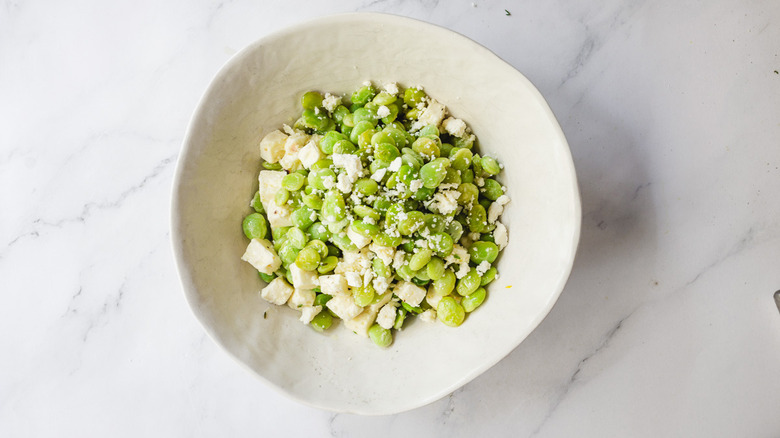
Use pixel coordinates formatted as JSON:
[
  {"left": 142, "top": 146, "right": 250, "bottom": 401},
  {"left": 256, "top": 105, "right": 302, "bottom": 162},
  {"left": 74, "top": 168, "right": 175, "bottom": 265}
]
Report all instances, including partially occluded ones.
[{"left": 172, "top": 13, "right": 580, "bottom": 415}]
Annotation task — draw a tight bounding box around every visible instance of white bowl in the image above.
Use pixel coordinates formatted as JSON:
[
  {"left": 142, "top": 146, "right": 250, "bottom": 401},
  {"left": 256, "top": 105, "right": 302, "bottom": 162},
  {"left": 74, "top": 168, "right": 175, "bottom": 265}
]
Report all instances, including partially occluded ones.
[{"left": 172, "top": 13, "right": 580, "bottom": 415}]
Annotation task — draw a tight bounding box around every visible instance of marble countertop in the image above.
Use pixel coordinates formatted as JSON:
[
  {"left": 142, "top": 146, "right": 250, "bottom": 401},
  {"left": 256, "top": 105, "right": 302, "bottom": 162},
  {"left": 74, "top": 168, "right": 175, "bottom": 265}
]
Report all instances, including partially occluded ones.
[{"left": 3, "top": 0, "right": 780, "bottom": 436}]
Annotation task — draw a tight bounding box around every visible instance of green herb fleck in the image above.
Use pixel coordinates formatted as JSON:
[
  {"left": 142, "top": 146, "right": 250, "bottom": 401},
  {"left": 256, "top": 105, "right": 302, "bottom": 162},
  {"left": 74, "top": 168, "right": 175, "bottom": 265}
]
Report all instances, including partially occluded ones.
[
  {"left": 775, "top": 70, "right": 779, "bottom": 74},
  {"left": 263, "top": 311, "right": 267, "bottom": 319},
  {"left": 505, "top": 9, "right": 511, "bottom": 16}
]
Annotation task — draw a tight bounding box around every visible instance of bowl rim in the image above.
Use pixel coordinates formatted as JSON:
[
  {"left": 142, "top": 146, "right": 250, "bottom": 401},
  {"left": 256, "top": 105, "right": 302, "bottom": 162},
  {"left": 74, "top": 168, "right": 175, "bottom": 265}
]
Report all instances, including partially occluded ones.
[{"left": 171, "top": 11, "right": 581, "bottom": 415}]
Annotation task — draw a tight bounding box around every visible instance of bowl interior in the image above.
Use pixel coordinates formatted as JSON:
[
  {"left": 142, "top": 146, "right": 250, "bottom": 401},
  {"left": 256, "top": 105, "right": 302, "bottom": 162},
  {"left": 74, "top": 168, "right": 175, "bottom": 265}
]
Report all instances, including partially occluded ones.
[{"left": 173, "top": 13, "right": 580, "bottom": 415}]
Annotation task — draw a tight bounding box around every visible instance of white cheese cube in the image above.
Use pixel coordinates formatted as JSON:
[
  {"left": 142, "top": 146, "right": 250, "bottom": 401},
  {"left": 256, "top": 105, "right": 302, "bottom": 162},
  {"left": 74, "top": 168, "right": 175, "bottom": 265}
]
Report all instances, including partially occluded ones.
[
  {"left": 319, "top": 274, "right": 348, "bottom": 295},
  {"left": 376, "top": 303, "right": 397, "bottom": 330},
  {"left": 279, "top": 132, "right": 309, "bottom": 170},
  {"left": 336, "top": 173, "right": 353, "bottom": 193},
  {"left": 257, "top": 170, "right": 287, "bottom": 205},
  {"left": 346, "top": 225, "right": 371, "bottom": 250},
  {"left": 370, "top": 292, "right": 393, "bottom": 312},
  {"left": 494, "top": 221, "right": 508, "bottom": 250},
  {"left": 241, "top": 239, "right": 281, "bottom": 274},
  {"left": 298, "top": 141, "right": 323, "bottom": 169},
  {"left": 265, "top": 202, "right": 293, "bottom": 228},
  {"left": 393, "top": 281, "right": 426, "bottom": 307},
  {"left": 259, "top": 130, "right": 288, "bottom": 163},
  {"left": 287, "top": 288, "right": 316, "bottom": 310},
  {"left": 289, "top": 263, "right": 319, "bottom": 289},
  {"left": 326, "top": 293, "right": 364, "bottom": 320},
  {"left": 342, "top": 307, "right": 378, "bottom": 337},
  {"left": 299, "top": 305, "right": 322, "bottom": 324},
  {"left": 260, "top": 277, "right": 294, "bottom": 305},
  {"left": 419, "top": 308, "right": 437, "bottom": 323}
]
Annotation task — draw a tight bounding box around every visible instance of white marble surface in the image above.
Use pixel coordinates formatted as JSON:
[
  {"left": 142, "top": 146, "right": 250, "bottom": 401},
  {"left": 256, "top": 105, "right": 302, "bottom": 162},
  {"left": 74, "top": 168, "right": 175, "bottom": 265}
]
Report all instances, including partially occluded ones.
[{"left": 2, "top": 0, "right": 780, "bottom": 436}]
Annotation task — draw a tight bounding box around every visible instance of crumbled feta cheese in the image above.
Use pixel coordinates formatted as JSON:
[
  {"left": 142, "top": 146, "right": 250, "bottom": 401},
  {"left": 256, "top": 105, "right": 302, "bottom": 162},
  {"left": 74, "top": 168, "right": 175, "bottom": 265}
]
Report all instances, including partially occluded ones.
[
  {"left": 387, "top": 157, "right": 403, "bottom": 172},
  {"left": 299, "top": 305, "right": 322, "bottom": 324},
  {"left": 476, "top": 261, "right": 491, "bottom": 276},
  {"left": 289, "top": 263, "right": 319, "bottom": 289},
  {"left": 384, "top": 82, "right": 399, "bottom": 95},
  {"left": 332, "top": 154, "right": 363, "bottom": 182},
  {"left": 363, "top": 216, "right": 376, "bottom": 225},
  {"left": 241, "top": 239, "right": 281, "bottom": 275},
  {"left": 319, "top": 274, "right": 348, "bottom": 295},
  {"left": 428, "top": 188, "right": 459, "bottom": 215},
  {"left": 377, "top": 105, "right": 391, "bottom": 118},
  {"left": 298, "top": 141, "right": 323, "bottom": 169},
  {"left": 445, "top": 244, "right": 470, "bottom": 268},
  {"left": 425, "top": 286, "right": 445, "bottom": 309},
  {"left": 369, "top": 242, "right": 395, "bottom": 266},
  {"left": 326, "top": 294, "right": 364, "bottom": 320},
  {"left": 417, "top": 100, "right": 447, "bottom": 128},
  {"left": 455, "top": 263, "right": 471, "bottom": 279},
  {"left": 281, "top": 124, "right": 296, "bottom": 135},
  {"left": 345, "top": 271, "right": 362, "bottom": 288},
  {"left": 376, "top": 303, "right": 397, "bottom": 329},
  {"left": 259, "top": 130, "right": 288, "bottom": 163},
  {"left": 371, "top": 168, "right": 387, "bottom": 182},
  {"left": 441, "top": 117, "right": 467, "bottom": 137},
  {"left": 494, "top": 221, "right": 508, "bottom": 250},
  {"left": 392, "top": 250, "right": 406, "bottom": 270},
  {"left": 475, "top": 176, "right": 485, "bottom": 187},
  {"left": 419, "top": 309, "right": 437, "bottom": 323},
  {"left": 279, "top": 131, "right": 309, "bottom": 170},
  {"left": 322, "top": 174, "right": 335, "bottom": 189},
  {"left": 322, "top": 93, "right": 342, "bottom": 112},
  {"left": 488, "top": 195, "right": 510, "bottom": 223},
  {"left": 336, "top": 173, "right": 353, "bottom": 193},
  {"left": 393, "top": 281, "right": 426, "bottom": 307},
  {"left": 409, "top": 179, "right": 423, "bottom": 192},
  {"left": 287, "top": 288, "right": 316, "bottom": 310},
  {"left": 347, "top": 225, "right": 371, "bottom": 250},
  {"left": 260, "top": 277, "right": 294, "bottom": 305}
]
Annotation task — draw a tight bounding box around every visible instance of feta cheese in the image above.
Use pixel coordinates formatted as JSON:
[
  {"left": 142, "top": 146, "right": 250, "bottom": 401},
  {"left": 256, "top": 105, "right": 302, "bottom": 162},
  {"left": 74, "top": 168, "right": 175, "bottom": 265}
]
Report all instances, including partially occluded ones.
[
  {"left": 376, "top": 303, "right": 397, "bottom": 329},
  {"left": 287, "top": 288, "right": 316, "bottom": 310},
  {"left": 299, "top": 305, "right": 322, "bottom": 324},
  {"left": 417, "top": 100, "right": 447, "bottom": 128},
  {"left": 369, "top": 242, "right": 395, "bottom": 266},
  {"left": 258, "top": 170, "right": 294, "bottom": 228},
  {"left": 322, "top": 93, "right": 342, "bottom": 112},
  {"left": 476, "top": 261, "right": 491, "bottom": 276},
  {"left": 455, "top": 263, "right": 471, "bottom": 279},
  {"left": 298, "top": 141, "right": 323, "bottom": 169},
  {"left": 265, "top": 202, "right": 293, "bottom": 228},
  {"left": 377, "top": 105, "right": 391, "bottom": 118},
  {"left": 445, "top": 244, "right": 470, "bottom": 267},
  {"left": 393, "top": 281, "right": 426, "bottom": 307},
  {"left": 241, "top": 239, "right": 281, "bottom": 274},
  {"left": 289, "top": 263, "right": 319, "bottom": 289},
  {"left": 370, "top": 167, "right": 386, "bottom": 182},
  {"left": 419, "top": 309, "right": 437, "bottom": 323},
  {"left": 392, "top": 250, "right": 406, "bottom": 270},
  {"left": 441, "top": 117, "right": 467, "bottom": 137},
  {"left": 319, "top": 274, "right": 349, "bottom": 295},
  {"left": 321, "top": 174, "right": 336, "bottom": 189},
  {"left": 409, "top": 179, "right": 423, "bottom": 192},
  {"left": 387, "top": 157, "right": 402, "bottom": 172},
  {"left": 494, "top": 221, "right": 508, "bottom": 250},
  {"left": 259, "top": 130, "right": 288, "bottom": 163},
  {"left": 326, "top": 294, "right": 364, "bottom": 320},
  {"left": 336, "top": 173, "right": 353, "bottom": 193},
  {"left": 428, "top": 188, "right": 459, "bottom": 215},
  {"left": 373, "top": 276, "right": 391, "bottom": 295},
  {"left": 347, "top": 225, "right": 371, "bottom": 250},
  {"left": 342, "top": 307, "right": 378, "bottom": 336},
  {"left": 488, "top": 195, "right": 510, "bottom": 223},
  {"left": 384, "top": 82, "right": 399, "bottom": 95},
  {"left": 260, "top": 277, "right": 294, "bottom": 305},
  {"left": 345, "top": 271, "right": 362, "bottom": 288},
  {"left": 279, "top": 131, "right": 308, "bottom": 170},
  {"left": 331, "top": 154, "right": 363, "bottom": 182}
]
